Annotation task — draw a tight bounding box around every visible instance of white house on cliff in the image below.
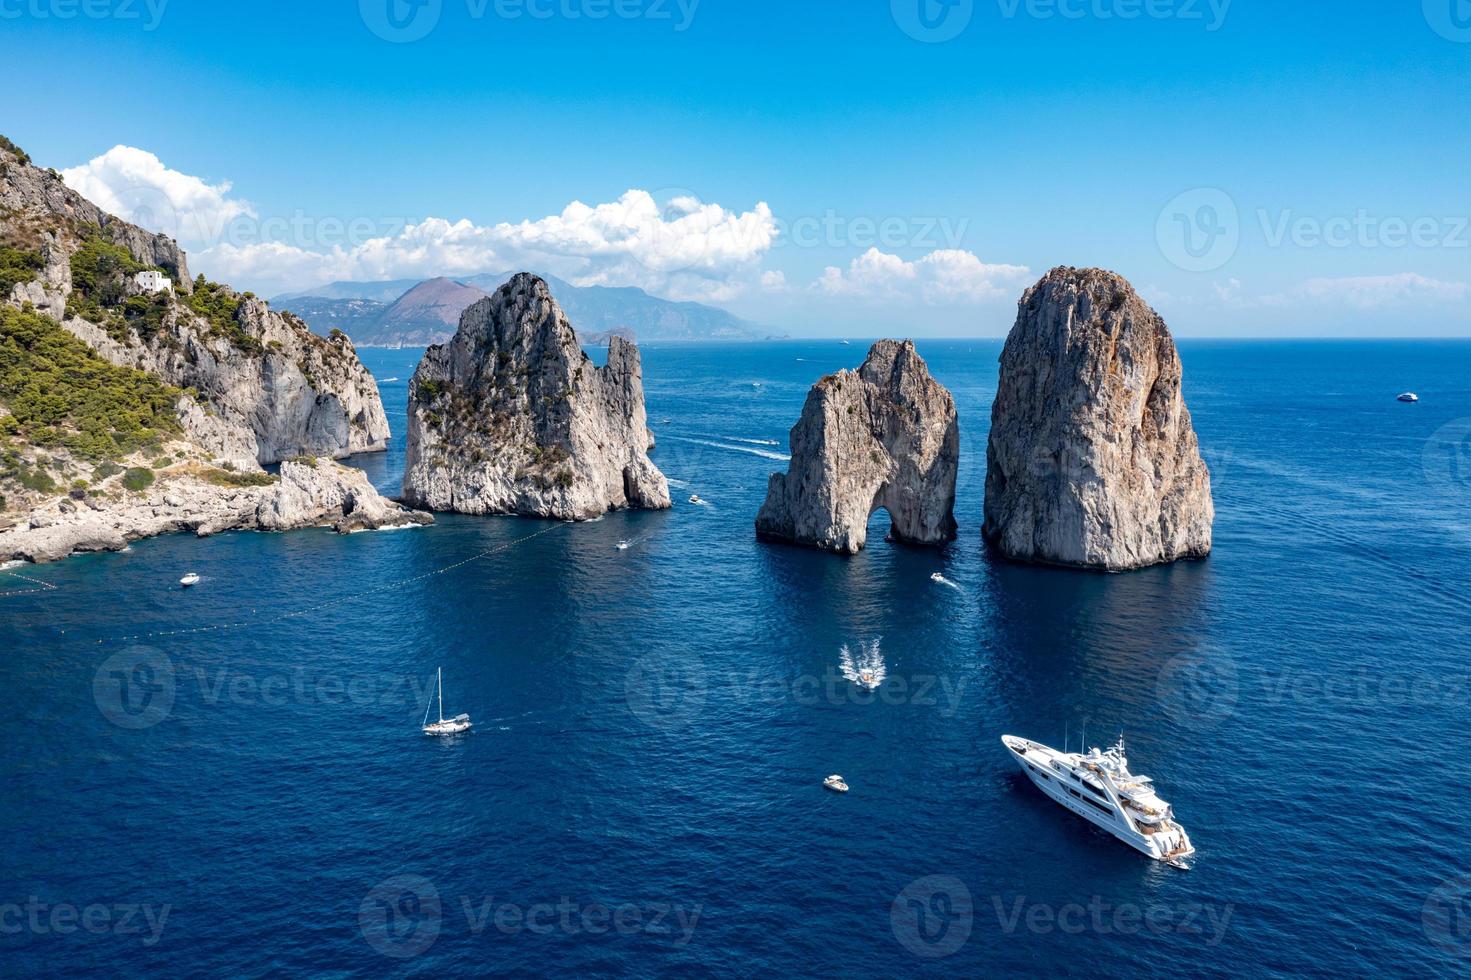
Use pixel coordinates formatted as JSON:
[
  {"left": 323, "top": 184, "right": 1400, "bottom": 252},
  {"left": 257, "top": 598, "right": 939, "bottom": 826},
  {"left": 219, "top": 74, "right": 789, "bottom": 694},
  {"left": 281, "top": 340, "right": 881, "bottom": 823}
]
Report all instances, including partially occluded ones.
[{"left": 134, "top": 270, "right": 172, "bottom": 294}]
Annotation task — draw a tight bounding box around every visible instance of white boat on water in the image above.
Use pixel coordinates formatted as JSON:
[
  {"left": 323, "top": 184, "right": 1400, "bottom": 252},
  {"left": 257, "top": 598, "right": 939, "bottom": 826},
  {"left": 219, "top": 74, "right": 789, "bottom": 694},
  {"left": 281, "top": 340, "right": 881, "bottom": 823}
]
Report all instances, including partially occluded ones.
[
  {"left": 688, "top": 494, "right": 703, "bottom": 505},
  {"left": 180, "top": 573, "right": 200, "bottom": 587},
  {"left": 1002, "top": 735, "right": 1194, "bottom": 868},
  {"left": 823, "top": 774, "right": 849, "bottom": 793},
  {"left": 422, "top": 667, "right": 472, "bottom": 736},
  {"left": 1397, "top": 392, "right": 1419, "bottom": 403}
]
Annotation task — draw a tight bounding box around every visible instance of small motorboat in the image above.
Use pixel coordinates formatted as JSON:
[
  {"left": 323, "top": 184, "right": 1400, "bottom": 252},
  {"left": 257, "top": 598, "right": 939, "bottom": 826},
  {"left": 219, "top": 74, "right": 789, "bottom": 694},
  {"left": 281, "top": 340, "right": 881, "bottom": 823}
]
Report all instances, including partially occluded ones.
[
  {"left": 930, "top": 572, "right": 945, "bottom": 583},
  {"left": 1397, "top": 392, "right": 1419, "bottom": 403},
  {"left": 688, "top": 494, "right": 703, "bottom": 505},
  {"left": 858, "top": 670, "right": 877, "bottom": 687},
  {"left": 823, "top": 774, "right": 849, "bottom": 793},
  {"left": 422, "top": 667, "right": 472, "bottom": 736},
  {"left": 180, "top": 573, "right": 201, "bottom": 587},
  {"left": 616, "top": 539, "right": 633, "bottom": 551},
  {"left": 659, "top": 418, "right": 672, "bottom": 425}
]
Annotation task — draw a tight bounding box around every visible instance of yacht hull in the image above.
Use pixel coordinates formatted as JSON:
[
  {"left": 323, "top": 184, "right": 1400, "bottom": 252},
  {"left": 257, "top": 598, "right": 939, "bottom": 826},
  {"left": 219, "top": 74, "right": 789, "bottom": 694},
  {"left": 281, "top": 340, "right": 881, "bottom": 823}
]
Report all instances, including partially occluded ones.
[{"left": 1002, "top": 736, "right": 1193, "bottom": 866}]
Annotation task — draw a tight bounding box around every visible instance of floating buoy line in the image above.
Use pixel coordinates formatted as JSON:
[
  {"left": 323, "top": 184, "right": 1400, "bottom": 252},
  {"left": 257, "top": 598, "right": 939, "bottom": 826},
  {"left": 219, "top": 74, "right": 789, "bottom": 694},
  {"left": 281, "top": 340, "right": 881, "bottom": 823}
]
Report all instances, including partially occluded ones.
[
  {"left": 0, "top": 569, "right": 61, "bottom": 598},
  {"left": 95, "top": 522, "right": 569, "bottom": 645}
]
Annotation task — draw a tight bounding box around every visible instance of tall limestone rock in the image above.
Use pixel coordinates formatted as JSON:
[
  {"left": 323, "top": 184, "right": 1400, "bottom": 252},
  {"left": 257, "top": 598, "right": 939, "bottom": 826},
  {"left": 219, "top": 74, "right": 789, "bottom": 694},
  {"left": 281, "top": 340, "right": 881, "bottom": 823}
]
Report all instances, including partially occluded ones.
[
  {"left": 983, "top": 267, "right": 1213, "bottom": 571},
  {"left": 401, "top": 273, "right": 671, "bottom": 520},
  {"left": 0, "top": 140, "right": 389, "bottom": 466},
  {"left": 756, "top": 339, "right": 959, "bottom": 554}
]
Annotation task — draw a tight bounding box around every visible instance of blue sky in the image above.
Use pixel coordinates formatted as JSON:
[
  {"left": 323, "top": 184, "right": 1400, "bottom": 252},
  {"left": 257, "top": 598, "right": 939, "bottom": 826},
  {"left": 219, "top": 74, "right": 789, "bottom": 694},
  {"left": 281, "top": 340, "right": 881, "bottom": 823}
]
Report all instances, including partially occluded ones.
[{"left": 4, "top": 0, "right": 1470, "bottom": 335}]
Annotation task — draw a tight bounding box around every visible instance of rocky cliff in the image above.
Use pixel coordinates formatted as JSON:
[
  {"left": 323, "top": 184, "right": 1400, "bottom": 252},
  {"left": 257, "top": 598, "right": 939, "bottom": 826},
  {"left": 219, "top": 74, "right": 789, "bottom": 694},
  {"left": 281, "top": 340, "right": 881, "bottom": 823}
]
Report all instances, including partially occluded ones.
[
  {"left": 0, "top": 136, "right": 413, "bottom": 564},
  {"left": 402, "top": 273, "right": 671, "bottom": 520},
  {"left": 983, "top": 267, "right": 1213, "bottom": 571},
  {"left": 0, "top": 141, "right": 389, "bottom": 466},
  {"left": 0, "top": 457, "right": 431, "bottom": 565},
  {"left": 756, "top": 339, "right": 959, "bottom": 554}
]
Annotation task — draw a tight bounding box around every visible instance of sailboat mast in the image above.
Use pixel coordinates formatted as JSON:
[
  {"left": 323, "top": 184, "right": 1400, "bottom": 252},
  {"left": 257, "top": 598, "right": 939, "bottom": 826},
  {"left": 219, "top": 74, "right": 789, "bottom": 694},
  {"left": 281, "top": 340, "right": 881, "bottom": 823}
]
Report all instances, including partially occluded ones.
[{"left": 438, "top": 667, "right": 444, "bottom": 724}]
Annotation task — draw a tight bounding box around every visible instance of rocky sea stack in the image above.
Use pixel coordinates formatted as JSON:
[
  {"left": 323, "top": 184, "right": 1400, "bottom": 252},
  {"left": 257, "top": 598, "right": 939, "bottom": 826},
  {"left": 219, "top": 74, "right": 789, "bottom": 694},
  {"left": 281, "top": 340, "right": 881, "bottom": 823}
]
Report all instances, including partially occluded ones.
[
  {"left": 983, "top": 267, "right": 1213, "bottom": 571},
  {"left": 756, "top": 339, "right": 959, "bottom": 555},
  {"left": 402, "top": 273, "right": 671, "bottom": 520}
]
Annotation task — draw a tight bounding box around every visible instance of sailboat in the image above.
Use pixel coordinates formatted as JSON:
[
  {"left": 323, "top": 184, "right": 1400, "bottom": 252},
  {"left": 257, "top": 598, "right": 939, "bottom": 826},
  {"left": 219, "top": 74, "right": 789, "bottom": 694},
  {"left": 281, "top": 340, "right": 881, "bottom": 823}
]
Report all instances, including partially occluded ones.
[{"left": 422, "top": 667, "right": 472, "bottom": 736}]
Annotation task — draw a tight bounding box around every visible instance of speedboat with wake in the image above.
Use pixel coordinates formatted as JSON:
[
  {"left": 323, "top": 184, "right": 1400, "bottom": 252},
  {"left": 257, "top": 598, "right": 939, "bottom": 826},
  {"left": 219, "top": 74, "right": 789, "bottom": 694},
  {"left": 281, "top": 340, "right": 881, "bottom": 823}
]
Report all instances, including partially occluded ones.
[
  {"left": 688, "top": 494, "right": 704, "bottom": 505},
  {"left": 1002, "top": 735, "right": 1194, "bottom": 868},
  {"left": 422, "top": 667, "right": 472, "bottom": 736}
]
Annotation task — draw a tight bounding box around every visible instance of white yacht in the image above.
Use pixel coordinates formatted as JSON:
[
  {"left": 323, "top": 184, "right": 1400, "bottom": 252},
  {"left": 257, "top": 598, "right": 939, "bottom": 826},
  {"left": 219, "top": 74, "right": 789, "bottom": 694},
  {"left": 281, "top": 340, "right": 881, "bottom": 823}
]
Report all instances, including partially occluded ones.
[
  {"left": 1002, "top": 735, "right": 1194, "bottom": 868},
  {"left": 1397, "top": 392, "right": 1419, "bottom": 403},
  {"left": 422, "top": 668, "right": 472, "bottom": 736},
  {"left": 180, "top": 573, "right": 201, "bottom": 587},
  {"left": 823, "top": 774, "right": 849, "bottom": 793}
]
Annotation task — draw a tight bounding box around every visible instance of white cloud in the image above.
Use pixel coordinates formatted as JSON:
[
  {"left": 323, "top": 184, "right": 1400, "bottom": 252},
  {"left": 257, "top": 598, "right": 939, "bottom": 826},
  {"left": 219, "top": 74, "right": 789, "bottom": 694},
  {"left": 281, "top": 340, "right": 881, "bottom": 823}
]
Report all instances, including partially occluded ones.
[
  {"left": 200, "top": 194, "right": 780, "bottom": 301},
  {"left": 760, "top": 269, "right": 788, "bottom": 290},
  {"left": 1204, "top": 273, "right": 1471, "bottom": 312},
  {"left": 61, "top": 145, "right": 256, "bottom": 244},
  {"left": 1295, "top": 273, "right": 1468, "bottom": 308},
  {"left": 814, "top": 247, "right": 1030, "bottom": 304},
  {"left": 59, "top": 146, "right": 779, "bottom": 301}
]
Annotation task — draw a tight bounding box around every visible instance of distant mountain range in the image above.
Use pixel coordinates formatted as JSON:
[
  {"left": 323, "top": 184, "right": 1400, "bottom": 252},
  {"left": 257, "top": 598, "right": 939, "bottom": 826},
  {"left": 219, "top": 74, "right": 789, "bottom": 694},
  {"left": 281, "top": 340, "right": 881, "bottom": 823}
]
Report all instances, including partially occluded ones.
[{"left": 273, "top": 272, "right": 767, "bottom": 347}]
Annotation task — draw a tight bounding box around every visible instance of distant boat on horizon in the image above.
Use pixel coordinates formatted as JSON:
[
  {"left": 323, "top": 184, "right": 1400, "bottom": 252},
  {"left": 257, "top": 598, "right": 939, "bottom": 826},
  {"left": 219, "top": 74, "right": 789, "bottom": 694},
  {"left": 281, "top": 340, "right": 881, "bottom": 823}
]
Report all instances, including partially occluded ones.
[{"left": 1397, "top": 392, "right": 1419, "bottom": 403}]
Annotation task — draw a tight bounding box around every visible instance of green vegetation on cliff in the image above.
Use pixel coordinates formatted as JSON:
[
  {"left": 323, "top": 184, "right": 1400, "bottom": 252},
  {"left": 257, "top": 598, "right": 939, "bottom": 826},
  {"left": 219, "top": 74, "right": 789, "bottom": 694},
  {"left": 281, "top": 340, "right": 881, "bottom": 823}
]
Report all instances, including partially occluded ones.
[
  {"left": 184, "top": 275, "right": 262, "bottom": 354},
  {"left": 0, "top": 245, "right": 43, "bottom": 294},
  {"left": 0, "top": 305, "right": 181, "bottom": 461},
  {"left": 0, "top": 134, "right": 30, "bottom": 166}
]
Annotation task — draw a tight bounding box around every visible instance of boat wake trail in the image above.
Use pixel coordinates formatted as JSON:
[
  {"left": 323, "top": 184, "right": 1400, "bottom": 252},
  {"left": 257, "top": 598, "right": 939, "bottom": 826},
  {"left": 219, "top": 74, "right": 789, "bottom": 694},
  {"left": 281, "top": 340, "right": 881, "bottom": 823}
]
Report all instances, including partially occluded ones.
[
  {"left": 930, "top": 572, "right": 961, "bottom": 590},
  {"left": 695, "top": 433, "right": 781, "bottom": 447},
  {"left": 665, "top": 436, "right": 790, "bottom": 461},
  {"left": 839, "top": 638, "right": 886, "bottom": 691}
]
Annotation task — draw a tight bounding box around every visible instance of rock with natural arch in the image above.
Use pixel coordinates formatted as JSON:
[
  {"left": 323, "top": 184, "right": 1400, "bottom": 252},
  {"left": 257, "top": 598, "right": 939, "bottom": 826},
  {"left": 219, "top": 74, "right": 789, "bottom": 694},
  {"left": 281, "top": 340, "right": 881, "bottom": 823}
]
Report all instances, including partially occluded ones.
[{"left": 755, "top": 339, "right": 959, "bottom": 555}]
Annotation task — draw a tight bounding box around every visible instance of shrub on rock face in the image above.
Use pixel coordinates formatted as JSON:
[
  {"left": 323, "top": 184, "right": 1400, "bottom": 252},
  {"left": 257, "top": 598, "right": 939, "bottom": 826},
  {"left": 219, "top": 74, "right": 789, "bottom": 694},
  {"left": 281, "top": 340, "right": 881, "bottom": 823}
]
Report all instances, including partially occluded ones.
[{"left": 121, "top": 467, "right": 154, "bottom": 492}]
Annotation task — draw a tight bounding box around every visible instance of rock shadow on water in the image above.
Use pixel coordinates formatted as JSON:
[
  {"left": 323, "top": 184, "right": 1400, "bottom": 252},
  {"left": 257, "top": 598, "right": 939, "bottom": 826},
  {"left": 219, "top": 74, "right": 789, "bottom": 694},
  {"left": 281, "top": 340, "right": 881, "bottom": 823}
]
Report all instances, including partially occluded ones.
[{"left": 981, "top": 552, "right": 1219, "bottom": 743}]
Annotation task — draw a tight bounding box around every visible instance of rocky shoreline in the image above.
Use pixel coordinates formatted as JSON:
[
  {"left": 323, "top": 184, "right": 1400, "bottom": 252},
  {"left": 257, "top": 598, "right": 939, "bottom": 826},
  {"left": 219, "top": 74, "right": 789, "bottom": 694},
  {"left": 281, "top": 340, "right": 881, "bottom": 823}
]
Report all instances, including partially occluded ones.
[{"left": 0, "top": 458, "right": 431, "bottom": 565}]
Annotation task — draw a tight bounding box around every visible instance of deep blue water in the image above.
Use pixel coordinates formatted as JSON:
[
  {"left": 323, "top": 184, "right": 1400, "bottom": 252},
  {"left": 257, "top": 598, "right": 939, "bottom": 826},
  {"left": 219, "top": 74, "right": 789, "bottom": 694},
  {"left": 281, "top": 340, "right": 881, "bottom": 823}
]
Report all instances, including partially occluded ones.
[{"left": 3, "top": 340, "right": 1470, "bottom": 977}]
